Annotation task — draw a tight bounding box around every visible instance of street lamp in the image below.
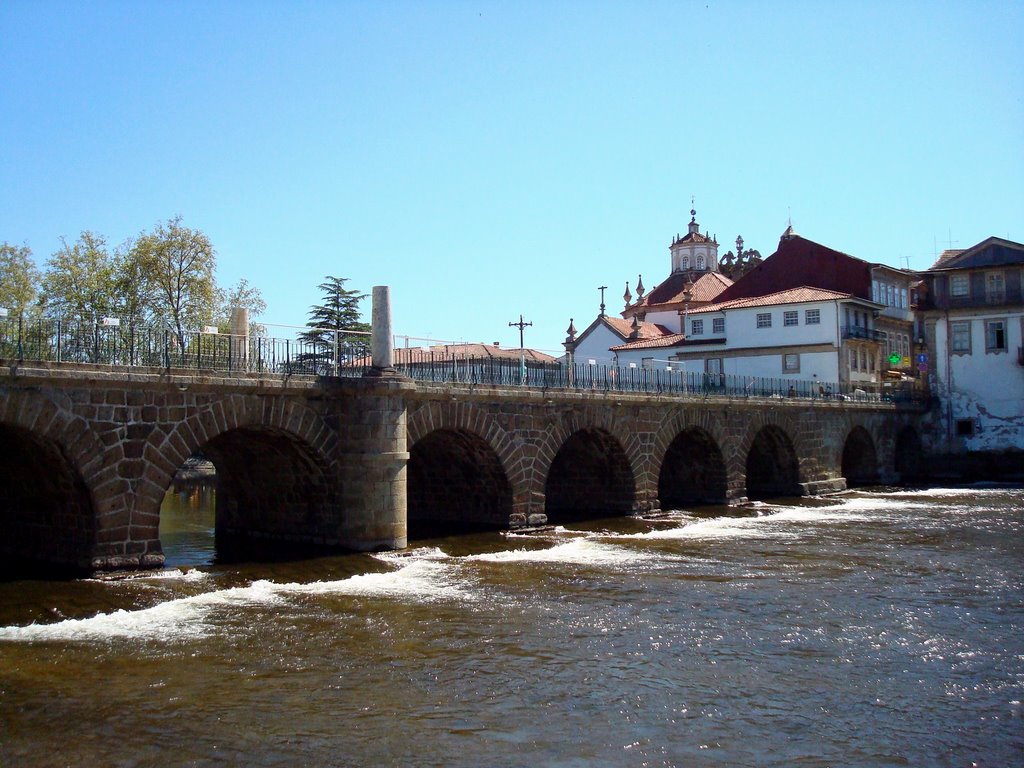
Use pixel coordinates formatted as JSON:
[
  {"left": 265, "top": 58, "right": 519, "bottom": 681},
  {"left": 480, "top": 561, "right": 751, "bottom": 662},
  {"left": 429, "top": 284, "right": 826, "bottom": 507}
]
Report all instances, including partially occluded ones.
[{"left": 509, "top": 314, "right": 532, "bottom": 384}]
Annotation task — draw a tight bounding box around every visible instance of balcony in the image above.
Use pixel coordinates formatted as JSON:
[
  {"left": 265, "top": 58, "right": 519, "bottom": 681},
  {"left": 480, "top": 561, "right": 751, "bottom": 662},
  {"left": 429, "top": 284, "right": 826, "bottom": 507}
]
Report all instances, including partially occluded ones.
[{"left": 842, "top": 325, "right": 887, "bottom": 342}]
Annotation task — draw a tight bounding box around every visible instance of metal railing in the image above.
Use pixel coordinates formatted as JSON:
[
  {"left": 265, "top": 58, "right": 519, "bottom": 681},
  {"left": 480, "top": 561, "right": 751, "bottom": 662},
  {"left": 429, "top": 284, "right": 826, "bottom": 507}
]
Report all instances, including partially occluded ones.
[
  {"left": 0, "top": 314, "right": 371, "bottom": 377},
  {"left": 397, "top": 356, "right": 928, "bottom": 404},
  {"left": 841, "top": 325, "right": 887, "bottom": 342},
  {"left": 0, "top": 314, "right": 928, "bottom": 404}
]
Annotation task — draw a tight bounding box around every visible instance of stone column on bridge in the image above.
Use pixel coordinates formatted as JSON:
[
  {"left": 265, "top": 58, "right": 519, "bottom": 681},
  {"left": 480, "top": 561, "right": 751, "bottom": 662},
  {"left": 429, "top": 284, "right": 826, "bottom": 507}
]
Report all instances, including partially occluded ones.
[
  {"left": 368, "top": 285, "right": 396, "bottom": 376},
  {"left": 230, "top": 307, "right": 249, "bottom": 370}
]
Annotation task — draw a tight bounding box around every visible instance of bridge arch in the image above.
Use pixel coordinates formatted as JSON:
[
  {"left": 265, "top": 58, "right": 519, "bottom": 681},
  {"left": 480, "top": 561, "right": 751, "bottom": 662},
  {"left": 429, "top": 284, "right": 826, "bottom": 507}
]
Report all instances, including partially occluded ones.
[
  {"left": 139, "top": 396, "right": 340, "bottom": 556},
  {"left": 407, "top": 428, "right": 513, "bottom": 536},
  {"left": 743, "top": 423, "right": 801, "bottom": 499},
  {"left": 841, "top": 425, "right": 880, "bottom": 487},
  {"left": 544, "top": 427, "right": 636, "bottom": 523},
  {"left": 0, "top": 389, "right": 108, "bottom": 573},
  {"left": 657, "top": 425, "right": 728, "bottom": 508},
  {"left": 894, "top": 425, "right": 924, "bottom": 483}
]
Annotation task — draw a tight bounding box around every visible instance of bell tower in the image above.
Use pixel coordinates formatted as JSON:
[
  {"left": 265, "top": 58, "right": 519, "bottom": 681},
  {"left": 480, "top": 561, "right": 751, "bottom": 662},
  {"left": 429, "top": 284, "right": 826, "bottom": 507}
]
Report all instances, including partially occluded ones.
[{"left": 669, "top": 204, "right": 719, "bottom": 274}]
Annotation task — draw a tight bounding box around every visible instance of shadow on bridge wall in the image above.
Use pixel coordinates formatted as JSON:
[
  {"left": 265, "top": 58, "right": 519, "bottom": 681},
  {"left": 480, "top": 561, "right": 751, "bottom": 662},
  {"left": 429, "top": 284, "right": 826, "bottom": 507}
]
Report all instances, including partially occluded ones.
[{"left": 0, "top": 424, "right": 96, "bottom": 578}]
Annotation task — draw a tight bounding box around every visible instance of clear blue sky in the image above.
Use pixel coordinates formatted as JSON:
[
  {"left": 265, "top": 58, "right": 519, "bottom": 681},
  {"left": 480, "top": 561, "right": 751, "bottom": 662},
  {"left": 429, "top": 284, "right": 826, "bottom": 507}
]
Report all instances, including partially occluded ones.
[{"left": 2, "top": 1, "right": 1022, "bottom": 353}]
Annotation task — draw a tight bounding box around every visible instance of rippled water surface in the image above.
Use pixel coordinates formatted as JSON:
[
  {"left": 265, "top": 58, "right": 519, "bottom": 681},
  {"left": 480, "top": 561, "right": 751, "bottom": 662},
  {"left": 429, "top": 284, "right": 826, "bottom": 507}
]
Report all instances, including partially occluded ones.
[{"left": 1, "top": 487, "right": 1022, "bottom": 767}]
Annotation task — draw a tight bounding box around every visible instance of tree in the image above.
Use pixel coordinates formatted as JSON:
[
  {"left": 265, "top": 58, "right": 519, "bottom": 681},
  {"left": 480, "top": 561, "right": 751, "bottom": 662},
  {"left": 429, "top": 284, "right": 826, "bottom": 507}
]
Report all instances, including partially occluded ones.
[
  {"left": 40, "top": 231, "right": 116, "bottom": 319},
  {"left": 111, "top": 237, "right": 158, "bottom": 336},
  {"left": 134, "top": 216, "right": 217, "bottom": 350},
  {"left": 215, "top": 277, "right": 267, "bottom": 336},
  {"left": 298, "top": 276, "right": 370, "bottom": 371},
  {"left": 0, "top": 242, "right": 41, "bottom": 316}
]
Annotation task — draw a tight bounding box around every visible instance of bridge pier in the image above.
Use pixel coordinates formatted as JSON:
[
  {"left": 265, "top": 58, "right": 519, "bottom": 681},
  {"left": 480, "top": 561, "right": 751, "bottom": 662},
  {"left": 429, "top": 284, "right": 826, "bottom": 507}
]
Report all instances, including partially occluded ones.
[{"left": 330, "top": 377, "right": 414, "bottom": 551}]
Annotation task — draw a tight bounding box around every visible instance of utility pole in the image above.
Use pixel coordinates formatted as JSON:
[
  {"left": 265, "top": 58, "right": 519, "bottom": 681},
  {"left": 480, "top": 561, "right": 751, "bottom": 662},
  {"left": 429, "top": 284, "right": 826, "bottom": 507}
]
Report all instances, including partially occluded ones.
[{"left": 509, "top": 314, "right": 532, "bottom": 385}]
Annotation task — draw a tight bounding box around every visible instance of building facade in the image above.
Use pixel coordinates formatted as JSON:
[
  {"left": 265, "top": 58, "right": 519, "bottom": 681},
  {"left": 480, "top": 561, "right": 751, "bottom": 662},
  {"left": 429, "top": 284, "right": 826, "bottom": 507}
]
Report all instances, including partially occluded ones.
[{"left": 915, "top": 236, "right": 1024, "bottom": 452}]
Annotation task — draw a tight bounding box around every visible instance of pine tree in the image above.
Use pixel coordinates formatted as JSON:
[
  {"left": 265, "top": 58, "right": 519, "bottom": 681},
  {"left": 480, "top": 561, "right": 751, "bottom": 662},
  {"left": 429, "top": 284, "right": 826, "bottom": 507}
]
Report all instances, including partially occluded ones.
[{"left": 298, "top": 276, "right": 370, "bottom": 371}]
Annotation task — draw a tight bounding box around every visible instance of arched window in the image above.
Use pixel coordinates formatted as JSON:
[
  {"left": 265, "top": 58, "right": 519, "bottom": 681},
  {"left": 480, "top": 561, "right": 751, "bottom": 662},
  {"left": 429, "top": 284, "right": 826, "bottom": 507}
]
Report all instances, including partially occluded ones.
[
  {"left": 696, "top": 255, "right": 705, "bottom": 270},
  {"left": 680, "top": 256, "right": 689, "bottom": 269}
]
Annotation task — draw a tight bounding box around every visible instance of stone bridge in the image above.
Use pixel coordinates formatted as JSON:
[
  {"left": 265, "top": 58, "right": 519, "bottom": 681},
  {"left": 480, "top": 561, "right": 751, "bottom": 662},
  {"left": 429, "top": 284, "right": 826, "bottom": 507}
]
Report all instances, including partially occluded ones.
[{"left": 0, "top": 362, "right": 925, "bottom": 574}]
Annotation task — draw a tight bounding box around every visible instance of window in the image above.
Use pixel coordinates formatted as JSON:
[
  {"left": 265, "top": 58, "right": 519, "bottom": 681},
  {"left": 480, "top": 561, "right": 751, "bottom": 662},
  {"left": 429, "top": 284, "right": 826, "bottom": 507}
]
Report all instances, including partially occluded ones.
[
  {"left": 691, "top": 319, "right": 704, "bottom": 335},
  {"left": 784, "top": 310, "right": 798, "bottom": 326},
  {"left": 680, "top": 256, "right": 689, "bottom": 269},
  {"left": 783, "top": 353, "right": 800, "bottom": 373},
  {"left": 850, "top": 348, "right": 858, "bottom": 370},
  {"left": 642, "top": 357, "right": 654, "bottom": 369},
  {"left": 712, "top": 317, "right": 725, "bottom": 334},
  {"left": 899, "top": 288, "right": 908, "bottom": 309},
  {"left": 696, "top": 255, "right": 705, "bottom": 270},
  {"left": 705, "top": 357, "right": 723, "bottom": 385},
  {"left": 756, "top": 312, "right": 772, "bottom": 328},
  {"left": 985, "top": 320, "right": 1007, "bottom": 352},
  {"left": 956, "top": 419, "right": 975, "bottom": 437},
  {"left": 950, "top": 274, "right": 969, "bottom": 299},
  {"left": 805, "top": 308, "right": 820, "bottom": 325},
  {"left": 986, "top": 272, "right": 1005, "bottom": 304},
  {"left": 872, "top": 281, "right": 880, "bottom": 302},
  {"left": 950, "top": 321, "right": 971, "bottom": 353}
]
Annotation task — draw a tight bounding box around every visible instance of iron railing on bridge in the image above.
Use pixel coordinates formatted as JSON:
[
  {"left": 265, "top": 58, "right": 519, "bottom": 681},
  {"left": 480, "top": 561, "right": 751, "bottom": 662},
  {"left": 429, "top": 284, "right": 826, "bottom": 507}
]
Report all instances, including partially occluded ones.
[
  {"left": 395, "top": 355, "right": 928, "bottom": 404},
  {"left": 0, "top": 314, "right": 928, "bottom": 404},
  {"left": 0, "top": 314, "right": 371, "bottom": 377}
]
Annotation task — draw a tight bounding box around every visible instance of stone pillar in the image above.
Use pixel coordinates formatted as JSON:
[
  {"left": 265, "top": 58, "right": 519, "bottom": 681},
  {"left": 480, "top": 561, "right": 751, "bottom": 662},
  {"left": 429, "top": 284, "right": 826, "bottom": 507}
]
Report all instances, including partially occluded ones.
[
  {"left": 370, "top": 285, "right": 394, "bottom": 374},
  {"left": 230, "top": 307, "right": 250, "bottom": 370},
  {"left": 332, "top": 377, "right": 413, "bottom": 551}
]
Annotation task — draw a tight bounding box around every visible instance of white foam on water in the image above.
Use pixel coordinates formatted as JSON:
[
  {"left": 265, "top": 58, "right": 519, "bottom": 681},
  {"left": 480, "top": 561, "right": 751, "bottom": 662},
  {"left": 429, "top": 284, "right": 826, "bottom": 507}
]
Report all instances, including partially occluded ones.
[
  {"left": 278, "top": 558, "right": 477, "bottom": 603},
  {"left": 0, "top": 556, "right": 477, "bottom": 644},
  {"left": 880, "top": 487, "right": 1024, "bottom": 499},
  {"left": 616, "top": 504, "right": 880, "bottom": 541},
  {"left": 503, "top": 525, "right": 579, "bottom": 539},
  {"left": 139, "top": 568, "right": 211, "bottom": 582},
  {"left": 463, "top": 537, "right": 669, "bottom": 567},
  {"left": 0, "top": 579, "right": 285, "bottom": 644},
  {"left": 621, "top": 514, "right": 793, "bottom": 541}
]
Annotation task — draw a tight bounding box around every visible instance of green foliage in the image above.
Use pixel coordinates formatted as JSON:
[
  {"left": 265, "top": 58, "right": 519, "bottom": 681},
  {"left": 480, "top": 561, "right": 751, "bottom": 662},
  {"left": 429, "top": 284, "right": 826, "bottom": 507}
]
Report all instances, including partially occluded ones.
[
  {"left": 133, "top": 217, "right": 217, "bottom": 349},
  {"left": 215, "top": 278, "right": 267, "bottom": 336},
  {"left": 8, "top": 220, "right": 267, "bottom": 348},
  {"left": 299, "top": 276, "right": 370, "bottom": 367},
  {"left": 41, "top": 232, "right": 116, "bottom": 318},
  {"left": 0, "top": 242, "right": 41, "bottom": 316}
]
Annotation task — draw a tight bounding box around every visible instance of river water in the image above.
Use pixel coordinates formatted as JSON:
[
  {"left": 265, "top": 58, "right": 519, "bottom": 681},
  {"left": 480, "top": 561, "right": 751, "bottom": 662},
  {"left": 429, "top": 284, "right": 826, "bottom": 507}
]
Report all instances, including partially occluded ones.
[{"left": 1, "top": 486, "right": 1021, "bottom": 767}]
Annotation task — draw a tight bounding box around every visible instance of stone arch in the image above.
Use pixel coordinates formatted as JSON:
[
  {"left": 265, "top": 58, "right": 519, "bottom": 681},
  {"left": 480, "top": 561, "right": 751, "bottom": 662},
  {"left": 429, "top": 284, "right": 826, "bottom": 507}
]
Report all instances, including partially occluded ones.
[
  {"left": 544, "top": 427, "right": 636, "bottom": 523},
  {"left": 407, "top": 428, "right": 513, "bottom": 536},
  {"left": 658, "top": 427, "right": 729, "bottom": 508},
  {"left": 0, "top": 389, "right": 106, "bottom": 574},
  {"left": 653, "top": 409, "right": 731, "bottom": 508},
  {"left": 138, "top": 395, "right": 339, "bottom": 556},
  {"left": 894, "top": 425, "right": 924, "bottom": 483},
  {"left": 841, "top": 425, "right": 880, "bottom": 486},
  {"left": 407, "top": 399, "right": 528, "bottom": 518},
  {"left": 744, "top": 423, "right": 801, "bottom": 499}
]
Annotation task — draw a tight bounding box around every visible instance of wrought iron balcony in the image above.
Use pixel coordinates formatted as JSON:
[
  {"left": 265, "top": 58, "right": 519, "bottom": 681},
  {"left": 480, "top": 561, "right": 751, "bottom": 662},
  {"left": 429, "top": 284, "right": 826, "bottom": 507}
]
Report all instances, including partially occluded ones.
[{"left": 842, "top": 325, "right": 887, "bottom": 342}]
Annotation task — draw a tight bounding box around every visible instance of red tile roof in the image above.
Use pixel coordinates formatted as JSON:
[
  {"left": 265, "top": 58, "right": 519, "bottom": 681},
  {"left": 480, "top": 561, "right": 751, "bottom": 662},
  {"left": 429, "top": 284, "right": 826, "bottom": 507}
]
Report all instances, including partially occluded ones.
[
  {"left": 387, "top": 344, "right": 558, "bottom": 364},
  {"left": 630, "top": 271, "right": 732, "bottom": 310},
  {"left": 715, "top": 233, "right": 872, "bottom": 303},
  {"left": 688, "top": 286, "right": 854, "bottom": 314},
  {"left": 601, "top": 316, "right": 673, "bottom": 339},
  {"left": 926, "top": 237, "right": 1024, "bottom": 270}
]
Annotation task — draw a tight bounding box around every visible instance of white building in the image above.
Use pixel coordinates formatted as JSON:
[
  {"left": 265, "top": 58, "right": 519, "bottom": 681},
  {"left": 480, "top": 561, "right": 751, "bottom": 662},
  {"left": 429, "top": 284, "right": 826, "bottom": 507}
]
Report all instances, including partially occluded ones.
[
  {"left": 611, "top": 286, "right": 884, "bottom": 391},
  {"left": 916, "top": 236, "right": 1024, "bottom": 451}
]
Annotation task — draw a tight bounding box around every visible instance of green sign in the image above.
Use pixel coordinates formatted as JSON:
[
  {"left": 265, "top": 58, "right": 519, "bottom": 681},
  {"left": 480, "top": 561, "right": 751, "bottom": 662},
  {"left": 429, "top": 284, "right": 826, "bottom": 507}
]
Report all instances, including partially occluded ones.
[{"left": 888, "top": 353, "right": 901, "bottom": 365}]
